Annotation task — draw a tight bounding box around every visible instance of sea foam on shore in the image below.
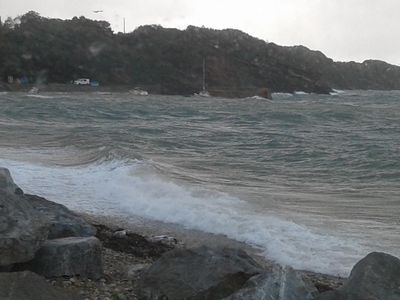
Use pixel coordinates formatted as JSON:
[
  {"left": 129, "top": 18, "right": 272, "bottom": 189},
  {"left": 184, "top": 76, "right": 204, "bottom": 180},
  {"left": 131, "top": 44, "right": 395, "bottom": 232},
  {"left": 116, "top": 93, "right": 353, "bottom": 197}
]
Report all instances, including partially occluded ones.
[{"left": 0, "top": 157, "right": 365, "bottom": 276}]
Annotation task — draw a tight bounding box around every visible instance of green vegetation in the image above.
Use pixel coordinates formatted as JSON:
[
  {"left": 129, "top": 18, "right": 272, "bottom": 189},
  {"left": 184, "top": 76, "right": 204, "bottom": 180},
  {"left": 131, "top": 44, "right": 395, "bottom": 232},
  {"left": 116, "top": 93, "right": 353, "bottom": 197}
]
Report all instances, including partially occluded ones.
[{"left": 1, "top": 11, "right": 400, "bottom": 95}]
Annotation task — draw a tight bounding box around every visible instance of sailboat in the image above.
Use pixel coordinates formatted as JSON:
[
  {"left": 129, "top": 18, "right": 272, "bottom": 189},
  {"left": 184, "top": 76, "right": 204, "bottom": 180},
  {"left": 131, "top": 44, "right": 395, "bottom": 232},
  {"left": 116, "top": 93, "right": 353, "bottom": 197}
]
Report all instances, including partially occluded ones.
[{"left": 197, "top": 58, "right": 210, "bottom": 97}]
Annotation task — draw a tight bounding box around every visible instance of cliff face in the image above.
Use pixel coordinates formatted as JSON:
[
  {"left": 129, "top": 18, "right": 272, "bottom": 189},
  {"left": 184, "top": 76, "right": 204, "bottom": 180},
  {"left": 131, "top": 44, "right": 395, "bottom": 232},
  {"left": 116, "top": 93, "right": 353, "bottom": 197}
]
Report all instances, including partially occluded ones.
[{"left": 2, "top": 12, "right": 400, "bottom": 96}]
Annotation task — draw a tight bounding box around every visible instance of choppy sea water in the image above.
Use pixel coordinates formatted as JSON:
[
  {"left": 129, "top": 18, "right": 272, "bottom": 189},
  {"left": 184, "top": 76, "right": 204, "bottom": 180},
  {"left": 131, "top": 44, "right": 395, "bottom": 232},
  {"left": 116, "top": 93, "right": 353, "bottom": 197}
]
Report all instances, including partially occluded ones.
[{"left": 0, "top": 90, "right": 399, "bottom": 276}]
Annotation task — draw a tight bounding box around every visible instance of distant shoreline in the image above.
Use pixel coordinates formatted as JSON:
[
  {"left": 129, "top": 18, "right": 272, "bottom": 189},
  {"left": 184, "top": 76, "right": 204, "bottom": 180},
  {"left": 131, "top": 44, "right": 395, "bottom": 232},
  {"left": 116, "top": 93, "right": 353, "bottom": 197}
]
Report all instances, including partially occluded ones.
[
  {"left": 0, "top": 82, "right": 276, "bottom": 99},
  {"left": 0, "top": 83, "right": 147, "bottom": 93}
]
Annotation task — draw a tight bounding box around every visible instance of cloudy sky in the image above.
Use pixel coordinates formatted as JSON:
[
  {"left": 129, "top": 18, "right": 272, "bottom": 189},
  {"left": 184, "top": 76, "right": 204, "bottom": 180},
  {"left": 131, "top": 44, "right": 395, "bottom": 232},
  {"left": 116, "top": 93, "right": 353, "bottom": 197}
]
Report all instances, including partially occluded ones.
[{"left": 1, "top": 0, "right": 400, "bottom": 65}]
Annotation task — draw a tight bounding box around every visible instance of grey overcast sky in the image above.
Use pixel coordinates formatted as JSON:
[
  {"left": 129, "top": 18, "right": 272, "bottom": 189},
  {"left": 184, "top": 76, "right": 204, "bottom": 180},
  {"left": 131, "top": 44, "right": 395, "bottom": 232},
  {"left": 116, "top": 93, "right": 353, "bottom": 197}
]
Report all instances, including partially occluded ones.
[{"left": 1, "top": 0, "right": 400, "bottom": 65}]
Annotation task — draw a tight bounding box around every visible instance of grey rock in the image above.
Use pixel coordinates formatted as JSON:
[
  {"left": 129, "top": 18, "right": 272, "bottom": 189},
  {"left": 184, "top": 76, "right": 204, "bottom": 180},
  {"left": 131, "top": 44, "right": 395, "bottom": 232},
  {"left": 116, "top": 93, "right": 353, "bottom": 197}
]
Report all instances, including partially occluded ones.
[
  {"left": 126, "top": 263, "right": 151, "bottom": 279},
  {"left": 25, "top": 194, "right": 96, "bottom": 239},
  {"left": 224, "top": 265, "right": 317, "bottom": 300},
  {"left": 316, "top": 290, "right": 344, "bottom": 300},
  {"left": 0, "top": 167, "right": 23, "bottom": 195},
  {"left": 0, "top": 271, "right": 82, "bottom": 300},
  {"left": 0, "top": 187, "right": 48, "bottom": 266},
  {"left": 301, "top": 271, "right": 345, "bottom": 294},
  {"left": 317, "top": 252, "right": 400, "bottom": 300},
  {"left": 137, "top": 246, "right": 263, "bottom": 300},
  {"left": 23, "top": 236, "right": 103, "bottom": 279}
]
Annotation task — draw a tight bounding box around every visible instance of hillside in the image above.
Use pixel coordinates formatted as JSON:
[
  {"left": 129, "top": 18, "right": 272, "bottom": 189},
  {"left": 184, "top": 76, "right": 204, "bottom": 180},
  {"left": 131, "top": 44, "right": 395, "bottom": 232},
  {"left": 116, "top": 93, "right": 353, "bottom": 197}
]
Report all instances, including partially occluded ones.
[{"left": 1, "top": 11, "right": 400, "bottom": 96}]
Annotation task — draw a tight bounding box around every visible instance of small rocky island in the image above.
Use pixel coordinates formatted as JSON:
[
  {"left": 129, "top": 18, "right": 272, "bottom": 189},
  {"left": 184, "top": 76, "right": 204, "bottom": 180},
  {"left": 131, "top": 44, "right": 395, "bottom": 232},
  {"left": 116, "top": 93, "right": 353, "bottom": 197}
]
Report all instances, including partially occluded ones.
[{"left": 1, "top": 167, "right": 399, "bottom": 299}]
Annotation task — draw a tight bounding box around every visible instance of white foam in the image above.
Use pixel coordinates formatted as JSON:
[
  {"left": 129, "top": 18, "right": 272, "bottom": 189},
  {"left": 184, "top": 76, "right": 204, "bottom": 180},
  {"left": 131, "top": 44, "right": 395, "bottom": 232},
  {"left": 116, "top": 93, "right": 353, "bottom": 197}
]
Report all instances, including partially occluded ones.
[
  {"left": 26, "top": 94, "right": 53, "bottom": 99},
  {"left": 272, "top": 92, "right": 293, "bottom": 97},
  {"left": 330, "top": 89, "right": 347, "bottom": 96},
  {"left": 332, "top": 89, "right": 345, "bottom": 94},
  {"left": 245, "top": 96, "right": 273, "bottom": 102},
  {"left": 0, "top": 158, "right": 365, "bottom": 276}
]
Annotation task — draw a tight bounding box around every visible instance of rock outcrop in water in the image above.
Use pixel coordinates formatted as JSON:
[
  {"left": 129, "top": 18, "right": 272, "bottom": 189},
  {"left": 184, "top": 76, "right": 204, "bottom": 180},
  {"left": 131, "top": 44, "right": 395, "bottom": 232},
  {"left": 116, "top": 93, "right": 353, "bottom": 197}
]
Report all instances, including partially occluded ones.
[{"left": 2, "top": 12, "right": 400, "bottom": 96}]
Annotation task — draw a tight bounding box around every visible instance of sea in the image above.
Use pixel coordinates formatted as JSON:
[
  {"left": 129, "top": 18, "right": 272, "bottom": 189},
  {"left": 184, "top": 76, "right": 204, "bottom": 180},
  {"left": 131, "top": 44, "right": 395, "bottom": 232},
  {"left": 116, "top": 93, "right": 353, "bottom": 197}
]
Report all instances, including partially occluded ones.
[{"left": 0, "top": 90, "right": 399, "bottom": 276}]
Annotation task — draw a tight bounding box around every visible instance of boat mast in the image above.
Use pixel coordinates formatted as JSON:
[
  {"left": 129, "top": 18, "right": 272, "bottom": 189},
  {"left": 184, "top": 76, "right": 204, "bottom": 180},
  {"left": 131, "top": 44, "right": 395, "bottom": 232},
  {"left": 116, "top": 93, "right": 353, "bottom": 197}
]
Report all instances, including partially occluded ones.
[{"left": 202, "top": 57, "right": 206, "bottom": 92}]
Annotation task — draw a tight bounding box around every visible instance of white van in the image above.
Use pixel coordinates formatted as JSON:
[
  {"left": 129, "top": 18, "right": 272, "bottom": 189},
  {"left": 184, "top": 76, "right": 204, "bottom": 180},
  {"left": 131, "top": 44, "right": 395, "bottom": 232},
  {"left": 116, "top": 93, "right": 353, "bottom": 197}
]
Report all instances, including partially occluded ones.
[{"left": 74, "top": 78, "right": 90, "bottom": 85}]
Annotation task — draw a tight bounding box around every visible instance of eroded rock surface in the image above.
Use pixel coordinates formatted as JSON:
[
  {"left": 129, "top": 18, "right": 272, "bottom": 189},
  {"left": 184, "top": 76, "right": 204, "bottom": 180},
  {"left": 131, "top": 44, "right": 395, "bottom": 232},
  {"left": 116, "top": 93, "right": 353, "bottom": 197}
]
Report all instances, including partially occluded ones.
[
  {"left": 25, "top": 194, "right": 96, "bottom": 239},
  {"left": 317, "top": 252, "right": 400, "bottom": 300},
  {"left": 0, "top": 167, "right": 22, "bottom": 195},
  {"left": 0, "top": 168, "right": 48, "bottom": 266},
  {"left": 138, "top": 246, "right": 263, "bottom": 299},
  {"left": 225, "top": 266, "right": 317, "bottom": 300},
  {"left": 22, "top": 236, "right": 103, "bottom": 279},
  {"left": 0, "top": 271, "right": 82, "bottom": 300}
]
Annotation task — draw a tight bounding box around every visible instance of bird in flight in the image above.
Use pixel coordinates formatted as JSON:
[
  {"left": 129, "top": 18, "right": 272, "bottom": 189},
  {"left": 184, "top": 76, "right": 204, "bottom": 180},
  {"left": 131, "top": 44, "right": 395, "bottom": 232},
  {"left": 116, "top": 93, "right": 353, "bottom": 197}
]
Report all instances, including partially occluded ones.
[{"left": 93, "top": 10, "right": 103, "bottom": 13}]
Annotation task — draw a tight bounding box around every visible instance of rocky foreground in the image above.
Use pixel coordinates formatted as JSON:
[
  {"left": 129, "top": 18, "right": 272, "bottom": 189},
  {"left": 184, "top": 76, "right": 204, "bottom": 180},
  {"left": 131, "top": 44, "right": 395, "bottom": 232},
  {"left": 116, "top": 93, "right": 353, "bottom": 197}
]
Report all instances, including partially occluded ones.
[{"left": 1, "top": 167, "right": 399, "bottom": 300}]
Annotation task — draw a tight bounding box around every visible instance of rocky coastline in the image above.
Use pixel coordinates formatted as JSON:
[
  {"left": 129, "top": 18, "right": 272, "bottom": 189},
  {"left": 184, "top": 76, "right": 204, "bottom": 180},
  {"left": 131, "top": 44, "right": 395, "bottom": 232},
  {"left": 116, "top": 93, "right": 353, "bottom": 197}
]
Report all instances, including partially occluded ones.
[
  {"left": 1, "top": 167, "right": 399, "bottom": 299},
  {"left": 0, "top": 83, "right": 275, "bottom": 99},
  {"left": 0, "top": 83, "right": 142, "bottom": 94},
  {"left": 3, "top": 13, "right": 400, "bottom": 96}
]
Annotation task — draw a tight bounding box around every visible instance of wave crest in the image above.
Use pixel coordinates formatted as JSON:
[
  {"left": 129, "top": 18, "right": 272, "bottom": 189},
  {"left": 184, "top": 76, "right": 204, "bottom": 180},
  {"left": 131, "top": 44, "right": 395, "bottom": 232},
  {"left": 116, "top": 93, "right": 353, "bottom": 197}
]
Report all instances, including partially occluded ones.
[{"left": 0, "top": 157, "right": 363, "bottom": 276}]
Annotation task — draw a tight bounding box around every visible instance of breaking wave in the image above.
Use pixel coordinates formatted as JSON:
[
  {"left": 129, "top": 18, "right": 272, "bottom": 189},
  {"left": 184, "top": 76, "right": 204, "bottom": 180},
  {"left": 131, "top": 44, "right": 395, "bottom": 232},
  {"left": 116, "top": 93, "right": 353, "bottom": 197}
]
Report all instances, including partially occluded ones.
[{"left": 0, "top": 157, "right": 364, "bottom": 276}]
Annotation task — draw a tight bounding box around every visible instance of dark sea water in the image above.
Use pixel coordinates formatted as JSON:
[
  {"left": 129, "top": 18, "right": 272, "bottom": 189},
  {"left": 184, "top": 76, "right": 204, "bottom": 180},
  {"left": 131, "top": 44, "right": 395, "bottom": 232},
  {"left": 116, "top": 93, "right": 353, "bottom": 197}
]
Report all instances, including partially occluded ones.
[{"left": 0, "top": 90, "right": 399, "bottom": 275}]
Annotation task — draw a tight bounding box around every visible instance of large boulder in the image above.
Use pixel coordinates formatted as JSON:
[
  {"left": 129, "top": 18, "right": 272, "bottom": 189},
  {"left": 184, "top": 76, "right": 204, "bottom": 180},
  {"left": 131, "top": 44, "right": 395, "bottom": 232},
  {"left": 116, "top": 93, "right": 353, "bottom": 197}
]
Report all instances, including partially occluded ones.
[
  {"left": 225, "top": 266, "right": 317, "bottom": 300},
  {"left": 0, "top": 169, "right": 48, "bottom": 266},
  {"left": 317, "top": 252, "right": 400, "bottom": 300},
  {"left": 137, "top": 246, "right": 264, "bottom": 300},
  {"left": 25, "top": 194, "right": 96, "bottom": 239},
  {"left": 0, "top": 271, "right": 82, "bottom": 300},
  {"left": 0, "top": 167, "right": 23, "bottom": 195},
  {"left": 21, "top": 236, "right": 103, "bottom": 279}
]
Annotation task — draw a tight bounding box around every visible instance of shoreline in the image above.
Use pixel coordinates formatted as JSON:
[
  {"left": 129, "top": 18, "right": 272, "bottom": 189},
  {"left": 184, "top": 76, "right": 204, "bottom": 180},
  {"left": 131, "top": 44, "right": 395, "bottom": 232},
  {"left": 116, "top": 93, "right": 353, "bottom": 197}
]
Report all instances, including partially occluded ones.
[
  {"left": 80, "top": 212, "right": 270, "bottom": 267},
  {"left": 79, "top": 212, "right": 346, "bottom": 290},
  {"left": 0, "top": 83, "right": 275, "bottom": 98},
  {"left": 41, "top": 211, "right": 345, "bottom": 299},
  {"left": 4, "top": 166, "right": 398, "bottom": 299},
  {"left": 0, "top": 83, "right": 151, "bottom": 94}
]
